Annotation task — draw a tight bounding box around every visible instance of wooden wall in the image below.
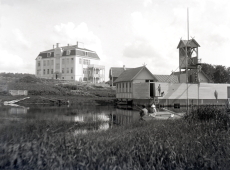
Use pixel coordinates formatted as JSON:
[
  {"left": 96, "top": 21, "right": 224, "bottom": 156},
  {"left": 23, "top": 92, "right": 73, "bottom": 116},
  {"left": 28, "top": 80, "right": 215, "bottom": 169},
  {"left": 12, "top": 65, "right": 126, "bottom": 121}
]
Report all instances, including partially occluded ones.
[{"left": 133, "top": 83, "right": 149, "bottom": 99}]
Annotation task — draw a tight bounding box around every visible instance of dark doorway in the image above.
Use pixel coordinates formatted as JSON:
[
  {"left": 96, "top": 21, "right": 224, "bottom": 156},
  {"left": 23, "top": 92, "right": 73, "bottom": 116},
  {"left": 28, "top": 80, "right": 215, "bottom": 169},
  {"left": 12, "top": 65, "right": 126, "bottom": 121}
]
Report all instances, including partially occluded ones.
[
  {"left": 228, "top": 87, "right": 230, "bottom": 98},
  {"left": 150, "top": 83, "right": 154, "bottom": 97}
]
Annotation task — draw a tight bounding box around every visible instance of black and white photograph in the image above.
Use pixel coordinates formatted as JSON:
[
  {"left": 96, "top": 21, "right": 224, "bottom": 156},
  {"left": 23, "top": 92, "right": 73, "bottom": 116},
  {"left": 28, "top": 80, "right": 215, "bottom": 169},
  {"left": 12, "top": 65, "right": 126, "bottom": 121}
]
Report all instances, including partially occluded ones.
[{"left": 1, "top": 0, "right": 230, "bottom": 169}]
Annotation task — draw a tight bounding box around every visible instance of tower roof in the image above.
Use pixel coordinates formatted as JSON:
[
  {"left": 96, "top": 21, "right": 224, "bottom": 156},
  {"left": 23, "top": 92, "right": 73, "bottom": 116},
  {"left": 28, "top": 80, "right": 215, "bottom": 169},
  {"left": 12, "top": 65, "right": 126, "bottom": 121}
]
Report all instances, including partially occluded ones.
[{"left": 177, "top": 39, "right": 200, "bottom": 49}]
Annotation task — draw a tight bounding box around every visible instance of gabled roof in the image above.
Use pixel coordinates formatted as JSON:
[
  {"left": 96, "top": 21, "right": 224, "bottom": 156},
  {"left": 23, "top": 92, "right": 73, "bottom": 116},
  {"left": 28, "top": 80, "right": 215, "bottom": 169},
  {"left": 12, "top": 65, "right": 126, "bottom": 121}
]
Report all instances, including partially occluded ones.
[
  {"left": 172, "top": 70, "right": 213, "bottom": 83},
  {"left": 110, "top": 67, "right": 132, "bottom": 78},
  {"left": 177, "top": 39, "right": 200, "bottom": 49},
  {"left": 114, "top": 66, "right": 155, "bottom": 83},
  {"left": 153, "top": 75, "right": 179, "bottom": 83}
]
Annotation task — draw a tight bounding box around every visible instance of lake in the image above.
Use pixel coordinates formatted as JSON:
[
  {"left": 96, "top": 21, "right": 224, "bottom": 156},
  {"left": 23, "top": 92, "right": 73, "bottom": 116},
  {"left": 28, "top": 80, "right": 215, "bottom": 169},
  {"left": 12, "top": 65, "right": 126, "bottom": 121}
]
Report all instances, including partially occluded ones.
[
  {"left": 0, "top": 103, "right": 142, "bottom": 133},
  {"left": 0, "top": 103, "right": 186, "bottom": 135}
]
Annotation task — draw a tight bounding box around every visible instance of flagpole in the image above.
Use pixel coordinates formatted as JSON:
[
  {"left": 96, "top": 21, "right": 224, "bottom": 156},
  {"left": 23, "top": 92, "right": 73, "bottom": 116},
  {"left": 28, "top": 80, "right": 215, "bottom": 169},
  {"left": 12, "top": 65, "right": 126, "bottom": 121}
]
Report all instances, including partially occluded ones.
[{"left": 186, "top": 7, "right": 189, "bottom": 112}]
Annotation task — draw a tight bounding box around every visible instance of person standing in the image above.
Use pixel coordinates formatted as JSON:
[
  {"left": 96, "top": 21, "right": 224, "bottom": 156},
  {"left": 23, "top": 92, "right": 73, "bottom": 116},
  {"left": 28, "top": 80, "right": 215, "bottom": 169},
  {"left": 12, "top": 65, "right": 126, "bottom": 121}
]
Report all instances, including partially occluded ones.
[{"left": 158, "top": 84, "right": 161, "bottom": 96}]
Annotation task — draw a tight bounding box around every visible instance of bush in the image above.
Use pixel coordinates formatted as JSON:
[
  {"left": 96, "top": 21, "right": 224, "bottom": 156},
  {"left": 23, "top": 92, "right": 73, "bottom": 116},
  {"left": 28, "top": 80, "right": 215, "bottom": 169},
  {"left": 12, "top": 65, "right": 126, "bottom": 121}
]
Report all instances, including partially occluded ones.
[{"left": 184, "top": 106, "right": 230, "bottom": 130}]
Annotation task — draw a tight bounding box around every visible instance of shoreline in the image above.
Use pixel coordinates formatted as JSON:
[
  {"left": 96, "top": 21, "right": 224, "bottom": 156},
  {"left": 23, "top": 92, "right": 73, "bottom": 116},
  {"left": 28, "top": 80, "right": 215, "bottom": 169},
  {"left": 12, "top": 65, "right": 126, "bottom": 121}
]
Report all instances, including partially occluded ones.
[{"left": 0, "top": 95, "right": 116, "bottom": 106}]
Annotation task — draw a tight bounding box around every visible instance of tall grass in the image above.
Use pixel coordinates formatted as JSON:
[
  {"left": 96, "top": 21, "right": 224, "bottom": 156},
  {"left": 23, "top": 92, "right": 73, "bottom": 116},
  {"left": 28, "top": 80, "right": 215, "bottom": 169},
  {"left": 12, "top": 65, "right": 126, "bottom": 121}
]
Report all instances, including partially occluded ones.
[{"left": 1, "top": 107, "right": 230, "bottom": 169}]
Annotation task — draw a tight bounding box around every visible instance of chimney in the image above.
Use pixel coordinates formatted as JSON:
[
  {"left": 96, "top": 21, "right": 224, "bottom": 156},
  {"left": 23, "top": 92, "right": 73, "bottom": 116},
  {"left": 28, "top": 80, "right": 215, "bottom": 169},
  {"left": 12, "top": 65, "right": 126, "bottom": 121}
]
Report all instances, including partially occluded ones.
[
  {"left": 76, "top": 41, "right": 78, "bottom": 47},
  {"left": 123, "top": 65, "right": 126, "bottom": 70},
  {"left": 56, "top": 43, "right": 59, "bottom": 48}
]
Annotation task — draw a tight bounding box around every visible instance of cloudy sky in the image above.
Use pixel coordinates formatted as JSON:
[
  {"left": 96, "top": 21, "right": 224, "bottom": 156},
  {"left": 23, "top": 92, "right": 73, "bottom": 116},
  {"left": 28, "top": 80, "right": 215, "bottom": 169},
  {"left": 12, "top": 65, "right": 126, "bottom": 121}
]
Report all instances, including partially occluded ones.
[{"left": 0, "top": 0, "right": 230, "bottom": 80}]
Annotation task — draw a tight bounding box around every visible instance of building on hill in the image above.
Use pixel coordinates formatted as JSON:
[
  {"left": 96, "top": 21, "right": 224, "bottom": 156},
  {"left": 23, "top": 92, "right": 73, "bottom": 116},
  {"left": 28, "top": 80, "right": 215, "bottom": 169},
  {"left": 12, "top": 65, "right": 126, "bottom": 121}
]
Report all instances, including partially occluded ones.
[
  {"left": 35, "top": 43, "right": 105, "bottom": 83},
  {"left": 109, "top": 65, "right": 132, "bottom": 86}
]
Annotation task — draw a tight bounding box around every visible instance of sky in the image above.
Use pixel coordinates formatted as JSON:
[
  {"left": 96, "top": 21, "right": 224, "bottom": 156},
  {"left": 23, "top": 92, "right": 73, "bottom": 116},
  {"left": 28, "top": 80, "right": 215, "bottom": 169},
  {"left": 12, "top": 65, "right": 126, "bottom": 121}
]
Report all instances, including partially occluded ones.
[{"left": 1, "top": 0, "right": 230, "bottom": 81}]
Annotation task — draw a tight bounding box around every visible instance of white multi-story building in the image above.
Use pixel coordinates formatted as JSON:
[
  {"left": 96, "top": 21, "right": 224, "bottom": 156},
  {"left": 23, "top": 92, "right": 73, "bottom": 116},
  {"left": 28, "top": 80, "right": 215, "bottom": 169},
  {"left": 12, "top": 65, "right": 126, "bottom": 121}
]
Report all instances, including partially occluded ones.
[{"left": 35, "top": 43, "right": 105, "bottom": 83}]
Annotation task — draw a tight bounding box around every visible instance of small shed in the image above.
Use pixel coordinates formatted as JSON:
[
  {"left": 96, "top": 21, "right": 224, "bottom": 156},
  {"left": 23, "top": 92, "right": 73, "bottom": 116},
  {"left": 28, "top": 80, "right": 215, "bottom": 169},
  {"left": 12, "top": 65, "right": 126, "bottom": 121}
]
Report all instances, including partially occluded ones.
[
  {"left": 9, "top": 90, "right": 28, "bottom": 96},
  {"left": 114, "top": 66, "right": 157, "bottom": 100}
]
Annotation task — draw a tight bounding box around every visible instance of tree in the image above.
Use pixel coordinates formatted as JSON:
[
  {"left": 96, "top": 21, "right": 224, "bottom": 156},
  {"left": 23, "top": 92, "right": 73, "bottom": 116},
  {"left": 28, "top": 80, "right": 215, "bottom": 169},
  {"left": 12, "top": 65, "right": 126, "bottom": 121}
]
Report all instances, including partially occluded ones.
[
  {"left": 213, "top": 65, "right": 229, "bottom": 83},
  {"left": 201, "top": 63, "right": 215, "bottom": 81}
]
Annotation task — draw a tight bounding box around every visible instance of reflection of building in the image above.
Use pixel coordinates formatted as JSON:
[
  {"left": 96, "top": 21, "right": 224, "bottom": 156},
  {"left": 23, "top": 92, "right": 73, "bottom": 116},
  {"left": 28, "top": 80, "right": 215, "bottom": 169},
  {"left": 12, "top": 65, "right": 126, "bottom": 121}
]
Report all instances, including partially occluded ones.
[
  {"left": 111, "top": 109, "right": 139, "bottom": 125},
  {"left": 9, "top": 107, "right": 28, "bottom": 114},
  {"left": 35, "top": 43, "right": 105, "bottom": 83}
]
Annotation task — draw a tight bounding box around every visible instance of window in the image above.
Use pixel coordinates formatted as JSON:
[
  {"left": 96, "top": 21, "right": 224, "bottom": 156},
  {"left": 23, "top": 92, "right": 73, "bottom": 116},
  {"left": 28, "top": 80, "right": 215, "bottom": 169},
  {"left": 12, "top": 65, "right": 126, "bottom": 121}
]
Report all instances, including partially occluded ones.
[
  {"left": 62, "top": 68, "right": 64, "bottom": 73},
  {"left": 71, "top": 68, "right": 73, "bottom": 73},
  {"left": 62, "top": 59, "right": 65, "bottom": 64},
  {"left": 51, "top": 69, "right": 53, "bottom": 74},
  {"left": 79, "top": 58, "right": 82, "bottom": 64},
  {"left": 71, "top": 58, "right": 74, "bottom": 61},
  {"left": 47, "top": 60, "right": 49, "bottom": 66},
  {"left": 38, "top": 61, "right": 40, "bottom": 67},
  {"left": 51, "top": 60, "right": 54, "bottom": 65},
  {"left": 47, "top": 69, "right": 49, "bottom": 74},
  {"left": 43, "top": 60, "right": 46, "bottom": 66},
  {"left": 47, "top": 53, "right": 51, "bottom": 57},
  {"left": 62, "top": 77, "right": 64, "bottom": 79},
  {"left": 43, "top": 69, "right": 45, "bottom": 75},
  {"left": 83, "top": 68, "right": 87, "bottom": 74},
  {"left": 67, "top": 58, "right": 69, "bottom": 64},
  {"left": 71, "top": 77, "right": 73, "bottom": 79},
  {"left": 85, "top": 52, "right": 88, "bottom": 56},
  {"left": 67, "top": 50, "right": 71, "bottom": 55},
  {"left": 67, "top": 68, "right": 69, "bottom": 73}
]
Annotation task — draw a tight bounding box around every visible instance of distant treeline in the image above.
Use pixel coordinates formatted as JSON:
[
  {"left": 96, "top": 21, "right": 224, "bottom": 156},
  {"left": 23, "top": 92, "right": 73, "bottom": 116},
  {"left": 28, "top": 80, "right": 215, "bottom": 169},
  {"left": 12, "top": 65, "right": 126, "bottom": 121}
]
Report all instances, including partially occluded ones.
[
  {"left": 0, "top": 63, "right": 230, "bottom": 84},
  {"left": 0, "top": 73, "right": 35, "bottom": 78},
  {"left": 201, "top": 63, "right": 230, "bottom": 83}
]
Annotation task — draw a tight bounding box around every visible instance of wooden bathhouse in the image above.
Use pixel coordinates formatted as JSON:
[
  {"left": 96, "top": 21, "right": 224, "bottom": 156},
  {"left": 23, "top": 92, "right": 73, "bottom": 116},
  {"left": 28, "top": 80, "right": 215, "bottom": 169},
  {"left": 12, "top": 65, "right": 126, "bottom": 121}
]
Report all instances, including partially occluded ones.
[{"left": 114, "top": 39, "right": 230, "bottom": 107}]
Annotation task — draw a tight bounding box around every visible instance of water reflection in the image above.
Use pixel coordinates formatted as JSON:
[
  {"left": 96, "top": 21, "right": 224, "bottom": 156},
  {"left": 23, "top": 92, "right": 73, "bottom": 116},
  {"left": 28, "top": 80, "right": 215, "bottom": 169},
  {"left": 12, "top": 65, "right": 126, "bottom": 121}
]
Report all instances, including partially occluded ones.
[
  {"left": 0, "top": 104, "right": 142, "bottom": 134},
  {"left": 9, "top": 107, "right": 28, "bottom": 114}
]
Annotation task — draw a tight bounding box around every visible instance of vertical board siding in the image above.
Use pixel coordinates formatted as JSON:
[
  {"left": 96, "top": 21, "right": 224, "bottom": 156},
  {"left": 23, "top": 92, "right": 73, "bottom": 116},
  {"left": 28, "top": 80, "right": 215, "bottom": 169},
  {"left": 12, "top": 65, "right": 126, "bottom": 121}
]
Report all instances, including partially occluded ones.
[{"left": 133, "top": 83, "right": 149, "bottom": 99}]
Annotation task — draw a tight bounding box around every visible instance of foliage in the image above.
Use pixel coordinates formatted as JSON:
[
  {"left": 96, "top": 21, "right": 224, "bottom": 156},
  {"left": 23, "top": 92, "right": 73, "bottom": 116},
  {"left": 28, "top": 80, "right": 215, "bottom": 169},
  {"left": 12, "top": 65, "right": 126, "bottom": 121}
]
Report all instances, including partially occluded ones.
[
  {"left": 1, "top": 109, "right": 230, "bottom": 169},
  {"left": 17, "top": 76, "right": 41, "bottom": 83},
  {"left": 201, "top": 63, "right": 215, "bottom": 81},
  {"left": 201, "top": 63, "right": 230, "bottom": 83},
  {"left": 0, "top": 73, "right": 35, "bottom": 78},
  {"left": 184, "top": 105, "right": 230, "bottom": 130},
  {"left": 213, "top": 65, "right": 229, "bottom": 83}
]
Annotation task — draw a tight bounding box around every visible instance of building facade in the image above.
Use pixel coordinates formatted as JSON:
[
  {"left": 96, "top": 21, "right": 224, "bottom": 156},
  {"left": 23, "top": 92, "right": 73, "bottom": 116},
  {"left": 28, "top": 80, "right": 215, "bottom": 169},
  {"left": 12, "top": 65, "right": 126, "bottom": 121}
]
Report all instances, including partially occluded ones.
[{"left": 35, "top": 43, "right": 105, "bottom": 83}]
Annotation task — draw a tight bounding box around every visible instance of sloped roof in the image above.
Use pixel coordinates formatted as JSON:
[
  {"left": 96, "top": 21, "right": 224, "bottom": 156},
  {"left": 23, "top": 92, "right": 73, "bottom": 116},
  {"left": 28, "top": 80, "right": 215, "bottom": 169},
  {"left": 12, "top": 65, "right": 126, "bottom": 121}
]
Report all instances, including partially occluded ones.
[
  {"left": 153, "top": 75, "right": 179, "bottom": 83},
  {"left": 114, "top": 66, "right": 155, "bottom": 83},
  {"left": 171, "top": 70, "right": 213, "bottom": 83},
  {"left": 37, "top": 44, "right": 99, "bottom": 60},
  {"left": 110, "top": 67, "right": 132, "bottom": 78},
  {"left": 177, "top": 39, "right": 200, "bottom": 49}
]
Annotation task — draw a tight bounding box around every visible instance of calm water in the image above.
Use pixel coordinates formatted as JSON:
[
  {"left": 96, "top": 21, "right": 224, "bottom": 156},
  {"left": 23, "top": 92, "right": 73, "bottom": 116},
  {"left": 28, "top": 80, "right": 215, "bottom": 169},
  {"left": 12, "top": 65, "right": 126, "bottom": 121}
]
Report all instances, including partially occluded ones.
[
  {"left": 0, "top": 103, "right": 142, "bottom": 134},
  {"left": 0, "top": 103, "right": 187, "bottom": 134}
]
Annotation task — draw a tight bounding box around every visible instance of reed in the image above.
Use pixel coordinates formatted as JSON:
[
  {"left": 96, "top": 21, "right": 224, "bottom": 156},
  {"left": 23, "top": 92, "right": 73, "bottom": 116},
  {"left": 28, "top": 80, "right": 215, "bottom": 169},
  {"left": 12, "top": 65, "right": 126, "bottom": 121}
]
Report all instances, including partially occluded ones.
[{"left": 0, "top": 108, "right": 230, "bottom": 169}]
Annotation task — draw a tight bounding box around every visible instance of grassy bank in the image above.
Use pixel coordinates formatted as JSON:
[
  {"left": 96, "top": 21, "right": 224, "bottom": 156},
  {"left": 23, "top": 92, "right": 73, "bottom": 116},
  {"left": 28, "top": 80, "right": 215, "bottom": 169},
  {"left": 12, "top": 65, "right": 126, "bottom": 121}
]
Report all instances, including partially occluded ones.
[
  {"left": 1, "top": 107, "right": 230, "bottom": 169},
  {"left": 0, "top": 75, "right": 116, "bottom": 105}
]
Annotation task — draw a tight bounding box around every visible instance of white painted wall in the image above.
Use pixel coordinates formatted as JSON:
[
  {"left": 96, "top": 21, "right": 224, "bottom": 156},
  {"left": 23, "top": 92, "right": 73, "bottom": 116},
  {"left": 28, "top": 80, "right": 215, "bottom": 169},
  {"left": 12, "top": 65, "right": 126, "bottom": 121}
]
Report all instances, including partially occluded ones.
[{"left": 154, "top": 82, "right": 229, "bottom": 100}]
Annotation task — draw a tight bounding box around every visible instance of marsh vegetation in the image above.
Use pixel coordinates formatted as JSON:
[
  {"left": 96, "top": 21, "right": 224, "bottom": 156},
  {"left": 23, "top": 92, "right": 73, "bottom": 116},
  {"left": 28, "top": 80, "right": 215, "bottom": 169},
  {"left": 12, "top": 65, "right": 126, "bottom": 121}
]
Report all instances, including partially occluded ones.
[{"left": 0, "top": 106, "right": 230, "bottom": 169}]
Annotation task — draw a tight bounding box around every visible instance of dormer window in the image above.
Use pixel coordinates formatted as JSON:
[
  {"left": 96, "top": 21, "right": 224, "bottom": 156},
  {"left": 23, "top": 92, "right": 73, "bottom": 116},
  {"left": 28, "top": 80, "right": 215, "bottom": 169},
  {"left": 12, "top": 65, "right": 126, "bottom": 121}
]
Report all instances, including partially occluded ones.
[
  {"left": 85, "top": 52, "right": 88, "bottom": 56},
  {"left": 67, "top": 50, "right": 71, "bottom": 55},
  {"left": 47, "top": 53, "right": 51, "bottom": 57}
]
